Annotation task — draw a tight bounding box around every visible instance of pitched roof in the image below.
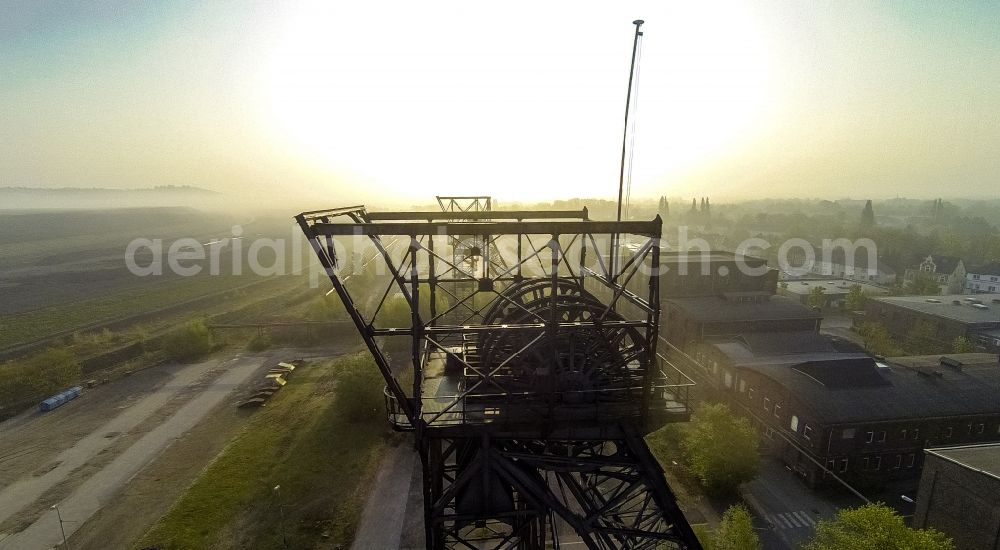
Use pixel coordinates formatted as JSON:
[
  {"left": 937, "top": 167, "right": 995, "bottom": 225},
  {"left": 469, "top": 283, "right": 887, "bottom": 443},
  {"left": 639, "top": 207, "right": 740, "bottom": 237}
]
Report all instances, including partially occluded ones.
[
  {"left": 921, "top": 254, "right": 963, "bottom": 274},
  {"left": 969, "top": 262, "right": 1000, "bottom": 277}
]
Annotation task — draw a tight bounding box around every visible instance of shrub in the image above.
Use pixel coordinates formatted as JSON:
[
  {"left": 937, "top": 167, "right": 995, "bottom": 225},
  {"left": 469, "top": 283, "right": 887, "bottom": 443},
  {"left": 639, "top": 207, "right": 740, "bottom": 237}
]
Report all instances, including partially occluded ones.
[
  {"left": 163, "top": 320, "right": 214, "bottom": 362},
  {"left": 0, "top": 347, "right": 81, "bottom": 410},
  {"left": 333, "top": 356, "right": 385, "bottom": 422},
  {"left": 247, "top": 333, "right": 271, "bottom": 352}
]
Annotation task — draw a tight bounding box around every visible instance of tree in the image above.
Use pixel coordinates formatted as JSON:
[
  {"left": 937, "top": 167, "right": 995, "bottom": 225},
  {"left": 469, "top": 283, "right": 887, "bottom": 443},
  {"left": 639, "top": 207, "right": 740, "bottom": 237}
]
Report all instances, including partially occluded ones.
[
  {"left": 860, "top": 200, "right": 876, "bottom": 231},
  {"left": 858, "top": 322, "right": 903, "bottom": 357},
  {"left": 952, "top": 336, "right": 975, "bottom": 353},
  {"left": 804, "top": 503, "right": 953, "bottom": 550},
  {"left": 333, "top": 355, "right": 386, "bottom": 422},
  {"left": 807, "top": 286, "right": 826, "bottom": 309},
  {"left": 844, "top": 284, "right": 867, "bottom": 311},
  {"left": 680, "top": 403, "right": 759, "bottom": 495},
  {"left": 906, "top": 273, "right": 941, "bottom": 296},
  {"left": 163, "top": 319, "right": 213, "bottom": 361},
  {"left": 713, "top": 504, "right": 761, "bottom": 550},
  {"left": 905, "top": 320, "right": 946, "bottom": 355}
]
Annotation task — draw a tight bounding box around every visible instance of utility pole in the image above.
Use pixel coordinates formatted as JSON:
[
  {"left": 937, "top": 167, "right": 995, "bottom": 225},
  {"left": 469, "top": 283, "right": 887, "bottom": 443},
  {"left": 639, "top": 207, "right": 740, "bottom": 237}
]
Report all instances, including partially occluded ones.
[
  {"left": 273, "top": 485, "right": 288, "bottom": 549},
  {"left": 613, "top": 19, "right": 645, "bottom": 280},
  {"left": 52, "top": 504, "right": 70, "bottom": 550}
]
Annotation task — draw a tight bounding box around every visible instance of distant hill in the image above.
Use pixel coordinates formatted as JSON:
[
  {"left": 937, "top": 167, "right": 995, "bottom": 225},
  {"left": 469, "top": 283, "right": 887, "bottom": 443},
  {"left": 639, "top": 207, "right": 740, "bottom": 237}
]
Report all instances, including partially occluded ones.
[{"left": 0, "top": 186, "right": 223, "bottom": 210}]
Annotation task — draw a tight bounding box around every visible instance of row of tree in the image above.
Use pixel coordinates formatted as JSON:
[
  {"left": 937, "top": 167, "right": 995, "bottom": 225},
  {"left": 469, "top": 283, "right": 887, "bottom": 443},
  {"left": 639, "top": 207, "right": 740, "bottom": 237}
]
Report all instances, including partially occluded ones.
[{"left": 707, "top": 502, "right": 952, "bottom": 550}]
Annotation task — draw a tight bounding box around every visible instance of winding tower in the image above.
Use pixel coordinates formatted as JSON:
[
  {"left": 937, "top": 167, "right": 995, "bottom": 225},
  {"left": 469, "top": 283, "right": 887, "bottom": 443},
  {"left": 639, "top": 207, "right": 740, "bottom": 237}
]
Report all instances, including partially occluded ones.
[{"left": 296, "top": 203, "right": 701, "bottom": 549}]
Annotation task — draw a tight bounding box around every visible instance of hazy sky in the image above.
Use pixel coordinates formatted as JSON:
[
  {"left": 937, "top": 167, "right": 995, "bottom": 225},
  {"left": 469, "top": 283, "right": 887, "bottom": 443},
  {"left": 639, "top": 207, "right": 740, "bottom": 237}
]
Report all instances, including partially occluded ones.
[{"left": 2, "top": 1, "right": 998, "bottom": 205}]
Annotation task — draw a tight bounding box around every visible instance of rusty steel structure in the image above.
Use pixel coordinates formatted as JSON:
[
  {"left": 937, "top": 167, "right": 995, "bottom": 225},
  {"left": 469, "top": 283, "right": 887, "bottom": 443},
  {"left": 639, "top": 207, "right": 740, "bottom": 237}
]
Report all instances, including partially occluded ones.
[{"left": 296, "top": 202, "right": 700, "bottom": 549}]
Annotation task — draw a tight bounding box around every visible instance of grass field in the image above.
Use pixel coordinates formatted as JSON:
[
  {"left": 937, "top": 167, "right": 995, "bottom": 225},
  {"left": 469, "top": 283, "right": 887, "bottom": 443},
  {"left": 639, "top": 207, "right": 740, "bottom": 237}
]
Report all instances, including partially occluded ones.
[
  {"left": 138, "top": 353, "right": 392, "bottom": 550},
  {"left": 0, "top": 273, "right": 275, "bottom": 351}
]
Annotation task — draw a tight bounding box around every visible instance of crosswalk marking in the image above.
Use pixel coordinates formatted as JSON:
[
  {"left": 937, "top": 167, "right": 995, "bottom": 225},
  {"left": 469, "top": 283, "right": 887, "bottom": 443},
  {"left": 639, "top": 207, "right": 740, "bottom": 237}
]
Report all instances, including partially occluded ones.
[
  {"left": 794, "top": 511, "right": 817, "bottom": 526},
  {"left": 767, "top": 511, "right": 819, "bottom": 530}
]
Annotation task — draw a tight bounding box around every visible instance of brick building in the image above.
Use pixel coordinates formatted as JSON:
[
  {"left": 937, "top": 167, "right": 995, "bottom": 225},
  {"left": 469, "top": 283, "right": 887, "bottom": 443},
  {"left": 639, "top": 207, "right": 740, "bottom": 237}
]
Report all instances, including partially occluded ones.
[
  {"left": 914, "top": 443, "right": 1000, "bottom": 550},
  {"left": 863, "top": 294, "right": 1000, "bottom": 352},
  {"left": 682, "top": 349, "right": 1000, "bottom": 488}
]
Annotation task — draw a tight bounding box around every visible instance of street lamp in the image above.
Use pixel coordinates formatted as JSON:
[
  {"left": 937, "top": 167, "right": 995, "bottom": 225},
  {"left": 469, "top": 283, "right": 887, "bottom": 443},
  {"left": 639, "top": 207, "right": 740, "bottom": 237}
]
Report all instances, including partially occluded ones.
[
  {"left": 273, "top": 485, "right": 288, "bottom": 549},
  {"left": 52, "top": 504, "right": 70, "bottom": 550}
]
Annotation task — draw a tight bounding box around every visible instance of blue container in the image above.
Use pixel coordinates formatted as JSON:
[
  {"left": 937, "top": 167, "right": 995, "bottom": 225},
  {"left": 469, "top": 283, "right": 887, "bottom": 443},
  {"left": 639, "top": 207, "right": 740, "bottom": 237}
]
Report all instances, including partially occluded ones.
[{"left": 38, "top": 386, "right": 83, "bottom": 412}]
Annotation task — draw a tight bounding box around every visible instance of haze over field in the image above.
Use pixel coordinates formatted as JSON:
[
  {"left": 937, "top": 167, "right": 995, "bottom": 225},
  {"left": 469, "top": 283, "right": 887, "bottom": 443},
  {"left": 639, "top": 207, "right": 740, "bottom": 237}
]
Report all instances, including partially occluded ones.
[{"left": 2, "top": 1, "right": 998, "bottom": 207}]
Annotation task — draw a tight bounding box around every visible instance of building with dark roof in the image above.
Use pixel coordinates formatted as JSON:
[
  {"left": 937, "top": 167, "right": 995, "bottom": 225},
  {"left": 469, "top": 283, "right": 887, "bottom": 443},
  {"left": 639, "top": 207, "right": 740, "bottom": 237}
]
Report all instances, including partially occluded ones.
[
  {"left": 655, "top": 251, "right": 822, "bottom": 347},
  {"left": 657, "top": 251, "right": 777, "bottom": 297},
  {"left": 863, "top": 294, "right": 1000, "bottom": 353},
  {"left": 677, "top": 339, "right": 1000, "bottom": 488},
  {"left": 914, "top": 443, "right": 1000, "bottom": 550},
  {"left": 904, "top": 254, "right": 967, "bottom": 294},
  {"left": 967, "top": 262, "right": 1000, "bottom": 294}
]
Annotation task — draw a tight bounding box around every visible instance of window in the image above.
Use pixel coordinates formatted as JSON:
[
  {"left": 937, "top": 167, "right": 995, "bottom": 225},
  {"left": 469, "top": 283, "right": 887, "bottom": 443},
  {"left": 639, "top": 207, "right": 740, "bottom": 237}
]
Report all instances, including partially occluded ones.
[
  {"left": 877, "top": 431, "right": 886, "bottom": 442},
  {"left": 901, "top": 429, "right": 907, "bottom": 440},
  {"left": 977, "top": 423, "right": 985, "bottom": 434},
  {"left": 826, "top": 459, "right": 835, "bottom": 472},
  {"left": 790, "top": 415, "right": 799, "bottom": 432},
  {"left": 866, "top": 431, "right": 874, "bottom": 443},
  {"left": 907, "top": 453, "right": 916, "bottom": 468},
  {"left": 945, "top": 427, "right": 954, "bottom": 438},
  {"left": 839, "top": 458, "right": 848, "bottom": 473},
  {"left": 913, "top": 428, "right": 920, "bottom": 440},
  {"left": 872, "top": 456, "right": 881, "bottom": 470},
  {"left": 724, "top": 371, "right": 733, "bottom": 388},
  {"left": 895, "top": 455, "right": 903, "bottom": 469},
  {"left": 804, "top": 424, "right": 814, "bottom": 441},
  {"left": 748, "top": 388, "right": 756, "bottom": 402},
  {"left": 968, "top": 424, "right": 974, "bottom": 435},
  {"left": 764, "top": 397, "right": 772, "bottom": 412},
  {"left": 774, "top": 402, "right": 782, "bottom": 418},
  {"left": 739, "top": 379, "right": 746, "bottom": 393},
  {"left": 862, "top": 457, "right": 869, "bottom": 470},
  {"left": 842, "top": 428, "right": 856, "bottom": 439}
]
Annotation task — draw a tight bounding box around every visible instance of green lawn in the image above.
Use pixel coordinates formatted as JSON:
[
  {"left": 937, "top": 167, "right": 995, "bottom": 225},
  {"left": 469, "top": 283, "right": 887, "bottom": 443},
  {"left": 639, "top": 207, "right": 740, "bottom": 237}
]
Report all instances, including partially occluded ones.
[{"left": 137, "top": 353, "right": 390, "bottom": 550}]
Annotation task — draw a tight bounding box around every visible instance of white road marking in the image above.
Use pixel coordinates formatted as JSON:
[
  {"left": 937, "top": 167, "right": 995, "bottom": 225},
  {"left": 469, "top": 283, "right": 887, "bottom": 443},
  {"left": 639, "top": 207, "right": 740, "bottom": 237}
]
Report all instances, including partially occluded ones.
[
  {"left": 768, "top": 511, "right": 819, "bottom": 530},
  {"left": 794, "top": 511, "right": 816, "bottom": 526}
]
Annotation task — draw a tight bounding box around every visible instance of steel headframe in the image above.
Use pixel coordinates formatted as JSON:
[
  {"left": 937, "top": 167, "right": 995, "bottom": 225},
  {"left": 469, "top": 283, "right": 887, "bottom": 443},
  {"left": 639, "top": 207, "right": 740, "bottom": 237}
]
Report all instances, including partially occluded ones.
[{"left": 295, "top": 205, "right": 700, "bottom": 549}]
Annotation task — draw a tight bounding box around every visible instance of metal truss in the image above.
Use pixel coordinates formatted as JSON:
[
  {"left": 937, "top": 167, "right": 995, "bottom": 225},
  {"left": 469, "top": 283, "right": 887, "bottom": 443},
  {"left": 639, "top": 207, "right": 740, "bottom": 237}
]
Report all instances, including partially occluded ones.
[
  {"left": 296, "top": 204, "right": 700, "bottom": 549},
  {"left": 422, "top": 427, "right": 699, "bottom": 549}
]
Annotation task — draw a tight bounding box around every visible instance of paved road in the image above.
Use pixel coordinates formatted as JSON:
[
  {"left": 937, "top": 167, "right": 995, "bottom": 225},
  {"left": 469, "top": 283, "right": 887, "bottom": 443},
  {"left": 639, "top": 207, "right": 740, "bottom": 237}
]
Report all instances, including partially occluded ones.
[
  {"left": 742, "top": 456, "right": 848, "bottom": 549},
  {"left": 0, "top": 356, "right": 229, "bottom": 526},
  {"left": 0, "top": 354, "right": 267, "bottom": 550},
  {"left": 350, "top": 442, "right": 419, "bottom": 550}
]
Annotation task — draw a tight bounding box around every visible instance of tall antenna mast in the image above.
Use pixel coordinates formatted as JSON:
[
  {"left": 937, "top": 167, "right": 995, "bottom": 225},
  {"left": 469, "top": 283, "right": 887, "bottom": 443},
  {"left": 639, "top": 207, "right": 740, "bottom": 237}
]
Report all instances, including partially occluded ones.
[{"left": 613, "top": 19, "right": 644, "bottom": 279}]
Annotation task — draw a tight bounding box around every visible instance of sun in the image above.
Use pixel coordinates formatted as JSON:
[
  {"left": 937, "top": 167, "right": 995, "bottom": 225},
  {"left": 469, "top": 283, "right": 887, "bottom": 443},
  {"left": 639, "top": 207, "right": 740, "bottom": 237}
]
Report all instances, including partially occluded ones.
[{"left": 260, "top": 2, "right": 779, "bottom": 202}]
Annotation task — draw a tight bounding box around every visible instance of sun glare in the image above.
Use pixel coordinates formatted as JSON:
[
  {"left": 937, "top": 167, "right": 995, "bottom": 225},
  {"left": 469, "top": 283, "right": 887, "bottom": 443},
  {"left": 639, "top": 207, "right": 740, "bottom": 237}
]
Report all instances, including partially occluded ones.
[{"left": 262, "top": 2, "right": 778, "bottom": 202}]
